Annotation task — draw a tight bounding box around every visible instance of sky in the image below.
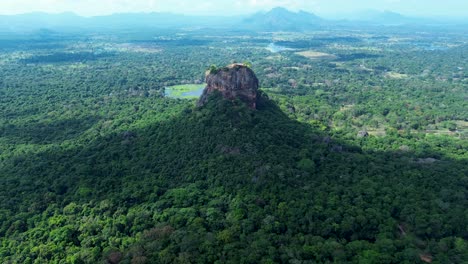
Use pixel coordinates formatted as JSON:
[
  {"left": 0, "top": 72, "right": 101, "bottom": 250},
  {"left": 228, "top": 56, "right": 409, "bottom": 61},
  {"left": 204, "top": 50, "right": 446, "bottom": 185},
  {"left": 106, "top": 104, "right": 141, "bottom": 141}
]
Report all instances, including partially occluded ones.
[{"left": 0, "top": 0, "right": 467, "bottom": 18}]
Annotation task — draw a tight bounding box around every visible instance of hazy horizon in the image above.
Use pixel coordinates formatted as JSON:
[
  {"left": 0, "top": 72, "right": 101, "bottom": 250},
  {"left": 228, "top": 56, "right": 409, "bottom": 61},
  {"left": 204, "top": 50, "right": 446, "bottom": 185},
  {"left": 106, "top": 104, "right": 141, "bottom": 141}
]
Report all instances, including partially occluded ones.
[{"left": 1, "top": 0, "right": 467, "bottom": 19}]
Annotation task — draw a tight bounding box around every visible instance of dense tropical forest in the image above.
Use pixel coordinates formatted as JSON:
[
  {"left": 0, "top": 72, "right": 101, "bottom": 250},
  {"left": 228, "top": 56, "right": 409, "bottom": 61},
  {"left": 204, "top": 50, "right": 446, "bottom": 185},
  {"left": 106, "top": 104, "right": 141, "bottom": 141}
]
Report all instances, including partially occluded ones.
[{"left": 0, "top": 23, "right": 467, "bottom": 264}]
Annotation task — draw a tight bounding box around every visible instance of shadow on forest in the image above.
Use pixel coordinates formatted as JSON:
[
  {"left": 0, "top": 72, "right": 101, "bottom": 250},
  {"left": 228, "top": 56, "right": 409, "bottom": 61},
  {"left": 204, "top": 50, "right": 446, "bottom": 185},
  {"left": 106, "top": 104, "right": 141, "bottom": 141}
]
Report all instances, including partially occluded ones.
[
  {"left": 0, "top": 39, "right": 67, "bottom": 51},
  {"left": 20, "top": 52, "right": 116, "bottom": 64},
  {"left": 0, "top": 94, "right": 466, "bottom": 262},
  {"left": 275, "top": 37, "right": 361, "bottom": 49},
  {"left": 132, "top": 39, "right": 211, "bottom": 47},
  {"left": 1, "top": 94, "right": 465, "bottom": 209},
  {"left": 337, "top": 53, "right": 382, "bottom": 61},
  {"left": 1, "top": 116, "right": 99, "bottom": 144}
]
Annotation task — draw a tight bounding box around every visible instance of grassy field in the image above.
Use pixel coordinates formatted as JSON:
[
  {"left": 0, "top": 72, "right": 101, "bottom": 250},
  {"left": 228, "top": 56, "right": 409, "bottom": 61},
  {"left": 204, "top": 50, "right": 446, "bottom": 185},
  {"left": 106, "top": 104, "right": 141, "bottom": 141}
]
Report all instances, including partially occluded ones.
[
  {"left": 425, "top": 120, "right": 468, "bottom": 136},
  {"left": 295, "top": 50, "right": 337, "bottom": 60},
  {"left": 165, "top": 84, "right": 205, "bottom": 99},
  {"left": 385, "top": 71, "right": 409, "bottom": 79}
]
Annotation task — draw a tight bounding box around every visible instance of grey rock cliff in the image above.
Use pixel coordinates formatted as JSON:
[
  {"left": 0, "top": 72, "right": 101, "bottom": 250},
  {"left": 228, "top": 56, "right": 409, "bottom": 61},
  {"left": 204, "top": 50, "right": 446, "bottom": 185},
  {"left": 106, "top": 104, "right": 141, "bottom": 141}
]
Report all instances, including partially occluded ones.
[{"left": 198, "top": 63, "right": 259, "bottom": 109}]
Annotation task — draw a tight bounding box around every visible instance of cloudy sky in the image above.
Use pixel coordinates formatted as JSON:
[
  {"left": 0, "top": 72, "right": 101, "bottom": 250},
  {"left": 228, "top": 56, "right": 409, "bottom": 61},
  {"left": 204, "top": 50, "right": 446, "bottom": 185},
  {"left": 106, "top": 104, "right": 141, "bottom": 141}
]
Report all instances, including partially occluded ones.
[{"left": 0, "top": 0, "right": 466, "bottom": 17}]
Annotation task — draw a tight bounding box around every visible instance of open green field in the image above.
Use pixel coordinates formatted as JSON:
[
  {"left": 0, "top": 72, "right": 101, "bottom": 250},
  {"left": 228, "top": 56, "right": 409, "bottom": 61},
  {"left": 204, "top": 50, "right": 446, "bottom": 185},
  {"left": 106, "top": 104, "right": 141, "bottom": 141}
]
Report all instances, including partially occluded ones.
[
  {"left": 295, "top": 50, "right": 337, "bottom": 60},
  {"left": 165, "top": 84, "right": 205, "bottom": 99}
]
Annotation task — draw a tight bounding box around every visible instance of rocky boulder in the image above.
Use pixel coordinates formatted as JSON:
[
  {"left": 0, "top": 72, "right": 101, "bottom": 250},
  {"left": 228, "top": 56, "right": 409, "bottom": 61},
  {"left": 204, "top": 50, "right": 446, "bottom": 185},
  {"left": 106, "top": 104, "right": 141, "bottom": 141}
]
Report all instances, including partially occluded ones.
[
  {"left": 198, "top": 63, "right": 259, "bottom": 109},
  {"left": 357, "top": 131, "right": 369, "bottom": 138}
]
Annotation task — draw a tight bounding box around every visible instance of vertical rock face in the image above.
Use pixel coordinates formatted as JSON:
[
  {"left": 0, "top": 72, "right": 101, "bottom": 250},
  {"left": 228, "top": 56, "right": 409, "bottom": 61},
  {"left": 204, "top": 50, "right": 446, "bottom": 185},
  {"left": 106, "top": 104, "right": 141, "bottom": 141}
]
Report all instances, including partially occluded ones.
[{"left": 198, "top": 63, "right": 259, "bottom": 109}]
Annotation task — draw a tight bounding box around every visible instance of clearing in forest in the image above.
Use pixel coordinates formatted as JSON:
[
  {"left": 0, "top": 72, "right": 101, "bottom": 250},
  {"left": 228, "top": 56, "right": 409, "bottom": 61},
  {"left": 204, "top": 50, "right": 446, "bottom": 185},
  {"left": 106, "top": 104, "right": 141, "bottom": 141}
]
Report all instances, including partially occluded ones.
[
  {"left": 295, "top": 50, "right": 337, "bottom": 60},
  {"left": 165, "top": 84, "right": 205, "bottom": 99},
  {"left": 385, "top": 71, "right": 409, "bottom": 79}
]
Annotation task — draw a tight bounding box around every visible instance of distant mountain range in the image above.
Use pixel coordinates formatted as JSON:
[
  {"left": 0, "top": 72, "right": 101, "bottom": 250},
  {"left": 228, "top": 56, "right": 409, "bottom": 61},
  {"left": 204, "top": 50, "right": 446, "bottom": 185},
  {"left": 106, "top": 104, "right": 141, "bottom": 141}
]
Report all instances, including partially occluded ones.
[
  {"left": 242, "top": 7, "right": 324, "bottom": 31},
  {"left": 0, "top": 7, "right": 465, "bottom": 32},
  {"left": 338, "top": 9, "right": 437, "bottom": 25},
  {"left": 0, "top": 12, "right": 234, "bottom": 32}
]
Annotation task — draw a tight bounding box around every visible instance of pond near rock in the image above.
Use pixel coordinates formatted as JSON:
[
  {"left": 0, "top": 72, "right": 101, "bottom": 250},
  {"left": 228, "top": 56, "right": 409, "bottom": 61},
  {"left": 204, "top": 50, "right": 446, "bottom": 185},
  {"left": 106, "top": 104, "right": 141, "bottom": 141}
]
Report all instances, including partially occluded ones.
[{"left": 165, "top": 84, "right": 205, "bottom": 99}]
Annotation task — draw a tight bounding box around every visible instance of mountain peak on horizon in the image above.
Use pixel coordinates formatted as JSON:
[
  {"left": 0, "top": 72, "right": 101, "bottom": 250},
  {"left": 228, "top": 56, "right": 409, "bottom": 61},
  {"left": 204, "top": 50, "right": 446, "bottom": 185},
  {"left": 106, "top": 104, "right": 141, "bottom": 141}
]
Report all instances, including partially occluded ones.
[
  {"left": 264, "top": 6, "right": 318, "bottom": 17},
  {"left": 269, "top": 6, "right": 289, "bottom": 11},
  {"left": 352, "top": 9, "right": 430, "bottom": 24},
  {"left": 244, "top": 6, "right": 322, "bottom": 31},
  {"left": 268, "top": 6, "right": 293, "bottom": 14}
]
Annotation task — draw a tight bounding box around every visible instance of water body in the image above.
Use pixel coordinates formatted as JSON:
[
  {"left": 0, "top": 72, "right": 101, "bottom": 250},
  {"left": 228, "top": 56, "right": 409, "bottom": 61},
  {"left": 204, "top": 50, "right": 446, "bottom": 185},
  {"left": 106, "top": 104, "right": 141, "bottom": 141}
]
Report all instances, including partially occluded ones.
[
  {"left": 181, "top": 87, "right": 204, "bottom": 97},
  {"left": 165, "top": 85, "right": 205, "bottom": 99}
]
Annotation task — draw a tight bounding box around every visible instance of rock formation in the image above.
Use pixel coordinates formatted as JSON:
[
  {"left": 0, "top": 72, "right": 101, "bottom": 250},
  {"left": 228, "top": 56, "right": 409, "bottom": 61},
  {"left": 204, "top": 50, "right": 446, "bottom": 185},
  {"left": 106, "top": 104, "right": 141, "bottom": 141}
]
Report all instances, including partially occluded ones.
[
  {"left": 357, "top": 131, "right": 369, "bottom": 138},
  {"left": 198, "top": 63, "right": 259, "bottom": 109}
]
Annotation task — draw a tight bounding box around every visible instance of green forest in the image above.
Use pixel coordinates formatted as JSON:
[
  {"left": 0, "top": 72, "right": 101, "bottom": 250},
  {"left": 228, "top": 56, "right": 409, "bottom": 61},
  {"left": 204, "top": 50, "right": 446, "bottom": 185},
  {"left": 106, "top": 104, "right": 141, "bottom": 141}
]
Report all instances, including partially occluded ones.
[{"left": 0, "top": 26, "right": 467, "bottom": 264}]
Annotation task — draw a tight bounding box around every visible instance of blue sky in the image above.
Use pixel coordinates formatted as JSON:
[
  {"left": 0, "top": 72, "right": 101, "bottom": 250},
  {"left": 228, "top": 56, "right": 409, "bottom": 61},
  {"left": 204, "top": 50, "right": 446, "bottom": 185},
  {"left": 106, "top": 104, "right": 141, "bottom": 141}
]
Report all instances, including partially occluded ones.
[{"left": 0, "top": 0, "right": 466, "bottom": 17}]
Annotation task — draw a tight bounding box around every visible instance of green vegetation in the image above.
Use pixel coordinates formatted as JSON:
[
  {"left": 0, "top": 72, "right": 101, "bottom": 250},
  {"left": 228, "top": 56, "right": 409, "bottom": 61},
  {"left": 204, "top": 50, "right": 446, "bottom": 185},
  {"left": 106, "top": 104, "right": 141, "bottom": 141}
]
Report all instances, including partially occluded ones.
[
  {"left": 165, "top": 84, "right": 205, "bottom": 99},
  {"left": 208, "top": 64, "right": 220, "bottom": 74},
  {"left": 0, "top": 27, "right": 467, "bottom": 263},
  {"left": 243, "top": 61, "right": 253, "bottom": 68}
]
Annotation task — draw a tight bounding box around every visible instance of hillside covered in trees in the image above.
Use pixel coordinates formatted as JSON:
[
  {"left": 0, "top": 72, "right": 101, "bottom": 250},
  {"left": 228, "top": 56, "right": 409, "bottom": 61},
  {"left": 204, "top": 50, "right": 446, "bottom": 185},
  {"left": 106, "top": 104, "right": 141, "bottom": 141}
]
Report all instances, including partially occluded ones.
[
  {"left": 1, "top": 90, "right": 466, "bottom": 263},
  {"left": 0, "top": 22, "right": 467, "bottom": 263}
]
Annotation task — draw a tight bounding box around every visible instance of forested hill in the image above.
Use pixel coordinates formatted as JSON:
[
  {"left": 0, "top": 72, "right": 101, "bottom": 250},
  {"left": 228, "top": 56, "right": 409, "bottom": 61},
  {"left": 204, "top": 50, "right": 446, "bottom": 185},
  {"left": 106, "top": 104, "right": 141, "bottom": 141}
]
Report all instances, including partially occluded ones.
[{"left": 1, "top": 85, "right": 467, "bottom": 263}]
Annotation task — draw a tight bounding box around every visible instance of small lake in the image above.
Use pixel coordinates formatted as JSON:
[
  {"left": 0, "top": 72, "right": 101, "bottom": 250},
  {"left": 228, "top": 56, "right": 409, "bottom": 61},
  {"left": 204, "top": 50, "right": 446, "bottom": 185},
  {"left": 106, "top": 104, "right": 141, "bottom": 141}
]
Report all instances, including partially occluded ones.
[
  {"left": 165, "top": 84, "right": 205, "bottom": 99},
  {"left": 181, "top": 88, "right": 204, "bottom": 97}
]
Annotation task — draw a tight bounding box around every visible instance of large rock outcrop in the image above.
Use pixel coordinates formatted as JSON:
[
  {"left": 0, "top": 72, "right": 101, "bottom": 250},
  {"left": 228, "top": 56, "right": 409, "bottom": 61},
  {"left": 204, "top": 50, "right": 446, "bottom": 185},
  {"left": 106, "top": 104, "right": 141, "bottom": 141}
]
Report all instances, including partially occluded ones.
[{"left": 198, "top": 63, "right": 259, "bottom": 109}]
